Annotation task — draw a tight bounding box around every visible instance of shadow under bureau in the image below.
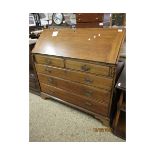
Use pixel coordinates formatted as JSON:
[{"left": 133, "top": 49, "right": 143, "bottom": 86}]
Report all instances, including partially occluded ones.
[{"left": 32, "top": 28, "right": 125, "bottom": 126}]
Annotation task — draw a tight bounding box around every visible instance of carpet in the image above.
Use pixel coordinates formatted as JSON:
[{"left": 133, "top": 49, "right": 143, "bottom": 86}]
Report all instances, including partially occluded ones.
[{"left": 29, "top": 93, "right": 124, "bottom": 142}]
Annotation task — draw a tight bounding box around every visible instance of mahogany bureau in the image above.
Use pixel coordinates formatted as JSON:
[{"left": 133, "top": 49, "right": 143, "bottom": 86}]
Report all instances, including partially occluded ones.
[{"left": 32, "top": 28, "right": 125, "bottom": 126}]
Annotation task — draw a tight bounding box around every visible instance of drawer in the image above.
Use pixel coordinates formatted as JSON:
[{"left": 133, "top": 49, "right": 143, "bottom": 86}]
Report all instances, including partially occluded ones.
[
  {"left": 34, "top": 54, "right": 64, "bottom": 67},
  {"left": 35, "top": 64, "right": 65, "bottom": 78},
  {"left": 38, "top": 73, "right": 111, "bottom": 103},
  {"left": 77, "top": 17, "right": 102, "bottom": 23},
  {"left": 35, "top": 64, "right": 113, "bottom": 90},
  {"left": 65, "top": 59, "right": 110, "bottom": 76},
  {"left": 41, "top": 83, "right": 109, "bottom": 116},
  {"left": 76, "top": 22, "right": 103, "bottom": 28}
]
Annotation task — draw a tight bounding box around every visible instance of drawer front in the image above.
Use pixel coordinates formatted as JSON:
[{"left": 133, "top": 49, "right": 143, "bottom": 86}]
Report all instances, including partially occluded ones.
[
  {"left": 35, "top": 64, "right": 113, "bottom": 90},
  {"left": 35, "top": 64, "right": 65, "bottom": 78},
  {"left": 34, "top": 54, "right": 64, "bottom": 67},
  {"left": 65, "top": 59, "right": 110, "bottom": 76},
  {"left": 76, "top": 23, "right": 103, "bottom": 28},
  {"left": 38, "top": 73, "right": 111, "bottom": 103},
  {"left": 41, "top": 83, "right": 109, "bottom": 116}
]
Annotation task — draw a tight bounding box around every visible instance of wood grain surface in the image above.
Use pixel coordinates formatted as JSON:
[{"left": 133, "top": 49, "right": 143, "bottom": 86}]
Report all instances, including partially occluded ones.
[
  {"left": 40, "top": 83, "right": 109, "bottom": 116},
  {"left": 65, "top": 59, "right": 110, "bottom": 76},
  {"left": 38, "top": 73, "right": 111, "bottom": 103},
  {"left": 35, "top": 64, "right": 113, "bottom": 90},
  {"left": 32, "top": 28, "right": 125, "bottom": 64}
]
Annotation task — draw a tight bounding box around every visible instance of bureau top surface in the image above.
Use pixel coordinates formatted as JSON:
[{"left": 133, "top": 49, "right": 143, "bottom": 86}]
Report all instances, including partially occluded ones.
[{"left": 32, "top": 28, "right": 125, "bottom": 64}]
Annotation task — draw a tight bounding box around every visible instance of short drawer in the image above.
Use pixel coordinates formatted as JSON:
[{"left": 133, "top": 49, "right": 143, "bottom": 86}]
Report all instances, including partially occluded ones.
[
  {"left": 35, "top": 64, "right": 65, "bottom": 79},
  {"left": 41, "top": 83, "right": 109, "bottom": 116},
  {"left": 65, "top": 59, "right": 110, "bottom": 76},
  {"left": 34, "top": 54, "right": 64, "bottom": 67},
  {"left": 38, "top": 73, "right": 111, "bottom": 103},
  {"left": 35, "top": 64, "right": 113, "bottom": 90}
]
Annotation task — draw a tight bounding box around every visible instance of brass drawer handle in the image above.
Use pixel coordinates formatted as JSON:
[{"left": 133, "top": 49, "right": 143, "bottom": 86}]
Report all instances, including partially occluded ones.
[
  {"left": 48, "top": 90, "right": 55, "bottom": 94},
  {"left": 85, "top": 102, "right": 92, "bottom": 106},
  {"left": 84, "top": 77, "right": 93, "bottom": 84},
  {"left": 45, "top": 67, "right": 52, "bottom": 73},
  {"left": 48, "top": 77, "right": 54, "bottom": 84},
  {"left": 45, "top": 58, "right": 52, "bottom": 65},
  {"left": 81, "top": 65, "right": 90, "bottom": 71},
  {"left": 84, "top": 90, "right": 93, "bottom": 97}
]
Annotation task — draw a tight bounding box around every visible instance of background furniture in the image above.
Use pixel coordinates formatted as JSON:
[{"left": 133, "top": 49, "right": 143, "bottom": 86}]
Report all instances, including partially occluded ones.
[
  {"left": 112, "top": 64, "right": 126, "bottom": 139},
  {"left": 111, "top": 13, "right": 126, "bottom": 27},
  {"left": 29, "top": 41, "right": 40, "bottom": 95},
  {"left": 32, "top": 28, "right": 125, "bottom": 126},
  {"left": 76, "top": 13, "right": 104, "bottom": 28}
]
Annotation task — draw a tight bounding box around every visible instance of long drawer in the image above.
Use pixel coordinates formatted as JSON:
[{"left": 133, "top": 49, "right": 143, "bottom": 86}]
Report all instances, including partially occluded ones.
[
  {"left": 65, "top": 59, "right": 110, "bottom": 76},
  {"left": 38, "top": 73, "right": 111, "bottom": 103},
  {"left": 76, "top": 22, "right": 103, "bottom": 28},
  {"left": 35, "top": 64, "right": 113, "bottom": 90},
  {"left": 34, "top": 54, "right": 64, "bottom": 67},
  {"left": 40, "top": 83, "right": 109, "bottom": 116}
]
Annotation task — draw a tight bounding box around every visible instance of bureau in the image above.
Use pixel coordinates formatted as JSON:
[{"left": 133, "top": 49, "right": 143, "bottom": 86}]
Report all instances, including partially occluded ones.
[{"left": 32, "top": 28, "right": 125, "bottom": 126}]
